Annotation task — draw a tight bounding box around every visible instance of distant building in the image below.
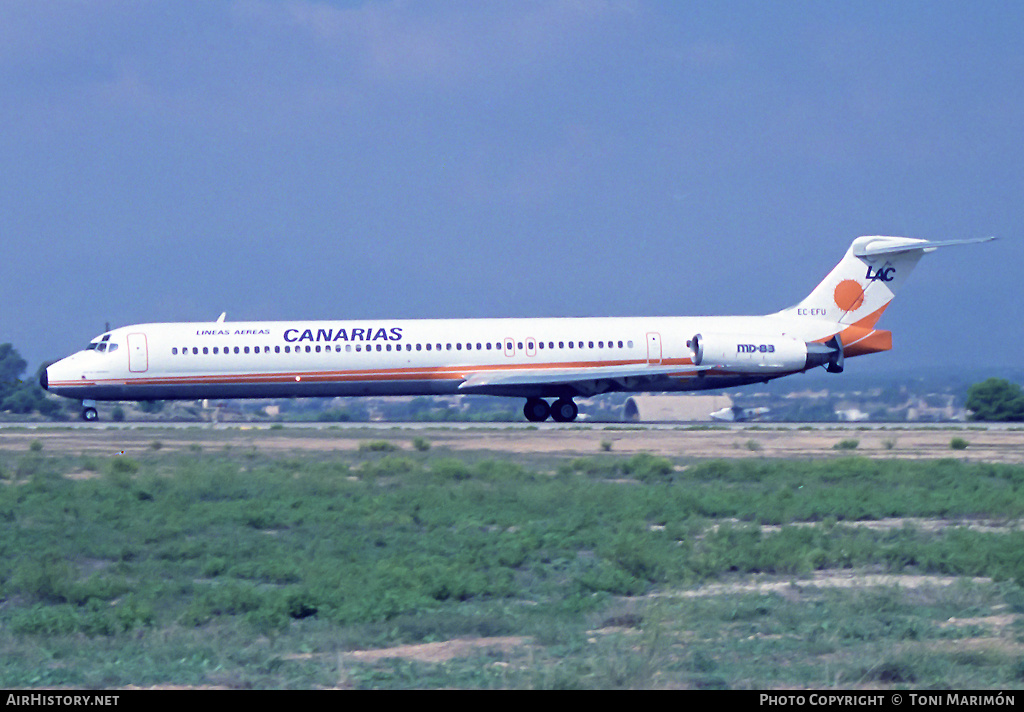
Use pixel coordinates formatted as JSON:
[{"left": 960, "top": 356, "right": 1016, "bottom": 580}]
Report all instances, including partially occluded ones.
[{"left": 623, "top": 394, "right": 734, "bottom": 422}]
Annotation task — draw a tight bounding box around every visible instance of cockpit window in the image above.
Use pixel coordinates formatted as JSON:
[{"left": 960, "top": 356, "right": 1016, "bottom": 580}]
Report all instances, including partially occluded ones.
[{"left": 86, "top": 334, "right": 117, "bottom": 353}]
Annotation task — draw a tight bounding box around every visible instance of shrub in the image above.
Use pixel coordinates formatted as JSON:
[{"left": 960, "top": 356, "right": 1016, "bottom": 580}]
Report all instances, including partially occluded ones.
[
  {"left": 623, "top": 453, "right": 676, "bottom": 482},
  {"left": 359, "top": 440, "right": 399, "bottom": 453},
  {"left": 833, "top": 439, "right": 860, "bottom": 450},
  {"left": 431, "top": 457, "right": 472, "bottom": 481},
  {"left": 109, "top": 456, "right": 140, "bottom": 475},
  {"left": 950, "top": 437, "right": 970, "bottom": 450}
]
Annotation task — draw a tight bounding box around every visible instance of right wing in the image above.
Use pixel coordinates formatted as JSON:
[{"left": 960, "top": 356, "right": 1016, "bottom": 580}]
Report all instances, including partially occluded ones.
[{"left": 457, "top": 362, "right": 712, "bottom": 397}]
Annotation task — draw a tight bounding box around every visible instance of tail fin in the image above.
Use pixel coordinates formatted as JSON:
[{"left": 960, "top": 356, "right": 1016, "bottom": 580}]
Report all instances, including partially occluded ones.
[{"left": 775, "top": 235, "right": 994, "bottom": 357}]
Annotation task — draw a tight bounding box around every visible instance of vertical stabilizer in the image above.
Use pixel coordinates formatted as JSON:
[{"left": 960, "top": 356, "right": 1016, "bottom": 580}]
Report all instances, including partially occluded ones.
[
  {"left": 778, "top": 236, "right": 926, "bottom": 328},
  {"left": 776, "top": 235, "right": 994, "bottom": 330}
]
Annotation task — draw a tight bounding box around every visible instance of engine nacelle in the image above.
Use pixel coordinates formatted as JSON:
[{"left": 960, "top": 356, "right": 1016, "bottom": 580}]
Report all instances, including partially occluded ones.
[{"left": 689, "top": 333, "right": 825, "bottom": 373}]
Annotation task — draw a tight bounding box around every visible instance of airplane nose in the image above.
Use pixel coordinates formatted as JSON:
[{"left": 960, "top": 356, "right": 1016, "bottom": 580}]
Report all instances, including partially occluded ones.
[{"left": 39, "top": 366, "right": 49, "bottom": 391}]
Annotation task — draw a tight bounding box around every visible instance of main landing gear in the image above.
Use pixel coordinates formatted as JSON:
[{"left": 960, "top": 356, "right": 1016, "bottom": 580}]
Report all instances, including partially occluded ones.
[{"left": 523, "top": 397, "right": 578, "bottom": 423}]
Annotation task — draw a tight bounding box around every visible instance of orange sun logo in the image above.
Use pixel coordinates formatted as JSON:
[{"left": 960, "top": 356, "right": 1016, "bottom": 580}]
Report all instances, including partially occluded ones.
[{"left": 834, "top": 280, "right": 866, "bottom": 312}]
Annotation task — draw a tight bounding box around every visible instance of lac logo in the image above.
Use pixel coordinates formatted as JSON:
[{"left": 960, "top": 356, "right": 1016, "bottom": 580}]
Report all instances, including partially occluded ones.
[{"left": 865, "top": 265, "right": 895, "bottom": 282}]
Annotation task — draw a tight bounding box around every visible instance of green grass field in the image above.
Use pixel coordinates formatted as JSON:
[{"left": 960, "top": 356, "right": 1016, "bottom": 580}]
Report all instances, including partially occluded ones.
[{"left": 3, "top": 433, "right": 1024, "bottom": 688}]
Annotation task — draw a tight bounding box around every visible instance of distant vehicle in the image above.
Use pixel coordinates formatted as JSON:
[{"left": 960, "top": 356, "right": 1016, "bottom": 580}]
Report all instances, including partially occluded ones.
[
  {"left": 42, "top": 236, "right": 992, "bottom": 422},
  {"left": 710, "top": 406, "right": 771, "bottom": 422}
]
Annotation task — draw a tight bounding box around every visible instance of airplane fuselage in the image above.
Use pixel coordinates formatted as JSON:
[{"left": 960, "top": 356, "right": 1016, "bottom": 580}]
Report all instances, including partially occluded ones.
[{"left": 43, "top": 315, "right": 812, "bottom": 404}]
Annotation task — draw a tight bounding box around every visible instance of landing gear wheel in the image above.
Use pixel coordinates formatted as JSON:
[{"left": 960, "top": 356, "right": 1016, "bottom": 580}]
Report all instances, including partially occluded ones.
[
  {"left": 82, "top": 407, "right": 99, "bottom": 422},
  {"left": 523, "top": 398, "right": 550, "bottom": 422},
  {"left": 550, "top": 398, "right": 578, "bottom": 423}
]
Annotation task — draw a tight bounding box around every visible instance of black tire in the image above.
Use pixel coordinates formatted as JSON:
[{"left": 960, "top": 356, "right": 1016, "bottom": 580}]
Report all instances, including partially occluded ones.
[
  {"left": 82, "top": 407, "right": 98, "bottom": 422},
  {"left": 550, "top": 398, "right": 578, "bottom": 422},
  {"left": 523, "top": 398, "right": 550, "bottom": 422}
]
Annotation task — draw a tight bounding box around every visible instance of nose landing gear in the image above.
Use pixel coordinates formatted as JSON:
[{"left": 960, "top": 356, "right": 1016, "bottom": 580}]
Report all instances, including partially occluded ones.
[
  {"left": 523, "top": 397, "right": 578, "bottom": 422},
  {"left": 81, "top": 400, "right": 99, "bottom": 422}
]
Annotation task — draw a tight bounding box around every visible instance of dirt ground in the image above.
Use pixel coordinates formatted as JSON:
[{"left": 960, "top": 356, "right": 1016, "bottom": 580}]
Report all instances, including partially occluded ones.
[{"left": 2, "top": 423, "right": 1022, "bottom": 464}]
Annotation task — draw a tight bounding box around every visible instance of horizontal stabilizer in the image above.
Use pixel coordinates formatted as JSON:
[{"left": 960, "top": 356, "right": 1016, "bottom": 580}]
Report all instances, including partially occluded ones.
[{"left": 853, "top": 236, "right": 995, "bottom": 258}]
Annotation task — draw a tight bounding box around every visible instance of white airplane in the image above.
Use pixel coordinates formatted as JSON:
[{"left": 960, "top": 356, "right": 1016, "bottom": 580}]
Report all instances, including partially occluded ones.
[
  {"left": 42, "top": 236, "right": 992, "bottom": 422},
  {"left": 710, "top": 406, "right": 771, "bottom": 422}
]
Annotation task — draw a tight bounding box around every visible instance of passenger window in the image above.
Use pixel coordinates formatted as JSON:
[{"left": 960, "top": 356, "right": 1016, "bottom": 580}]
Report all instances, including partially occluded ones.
[
  {"left": 172, "top": 348, "right": 178, "bottom": 355},
  {"left": 203, "top": 347, "right": 209, "bottom": 355},
  {"left": 193, "top": 347, "right": 199, "bottom": 355}
]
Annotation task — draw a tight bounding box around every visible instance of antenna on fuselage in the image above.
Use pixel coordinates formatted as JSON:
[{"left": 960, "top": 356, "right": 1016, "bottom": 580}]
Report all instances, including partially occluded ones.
[{"left": 216, "top": 312, "right": 226, "bottom": 323}]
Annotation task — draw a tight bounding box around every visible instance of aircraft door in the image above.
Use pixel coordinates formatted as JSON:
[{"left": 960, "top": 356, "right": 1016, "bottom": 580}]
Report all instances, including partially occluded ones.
[
  {"left": 646, "top": 332, "right": 662, "bottom": 365},
  {"left": 127, "top": 333, "right": 149, "bottom": 373}
]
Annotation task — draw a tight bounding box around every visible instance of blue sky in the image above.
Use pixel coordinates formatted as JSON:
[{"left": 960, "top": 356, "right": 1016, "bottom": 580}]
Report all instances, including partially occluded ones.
[{"left": 1, "top": 1, "right": 1020, "bottom": 373}]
